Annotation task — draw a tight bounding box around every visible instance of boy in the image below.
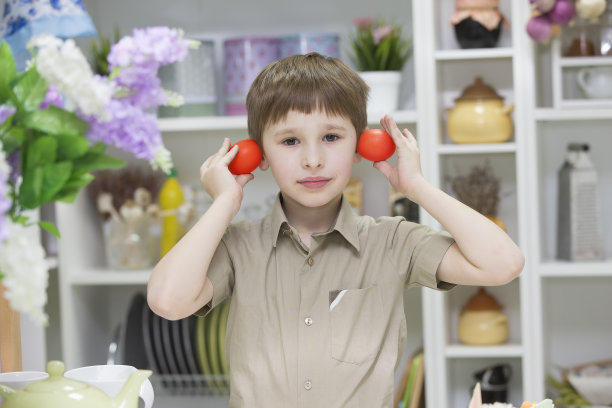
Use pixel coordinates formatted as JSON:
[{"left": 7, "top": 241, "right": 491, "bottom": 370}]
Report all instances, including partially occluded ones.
[{"left": 147, "top": 53, "right": 524, "bottom": 407}]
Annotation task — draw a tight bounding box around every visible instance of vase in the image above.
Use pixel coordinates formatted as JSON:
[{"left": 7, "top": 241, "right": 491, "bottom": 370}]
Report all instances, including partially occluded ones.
[{"left": 359, "top": 71, "right": 402, "bottom": 114}]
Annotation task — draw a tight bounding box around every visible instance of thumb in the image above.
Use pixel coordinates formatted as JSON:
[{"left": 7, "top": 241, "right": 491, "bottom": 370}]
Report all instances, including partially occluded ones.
[
  {"left": 373, "top": 161, "right": 394, "bottom": 179},
  {"left": 235, "top": 173, "right": 254, "bottom": 188}
]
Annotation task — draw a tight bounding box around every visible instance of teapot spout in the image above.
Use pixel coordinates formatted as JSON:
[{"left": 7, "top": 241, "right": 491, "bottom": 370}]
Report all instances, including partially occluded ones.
[
  {"left": 113, "top": 370, "right": 152, "bottom": 408},
  {"left": 0, "top": 384, "right": 17, "bottom": 399}
]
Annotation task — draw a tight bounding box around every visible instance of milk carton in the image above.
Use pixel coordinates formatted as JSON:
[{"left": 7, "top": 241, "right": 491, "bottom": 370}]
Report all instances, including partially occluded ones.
[{"left": 557, "top": 143, "right": 604, "bottom": 261}]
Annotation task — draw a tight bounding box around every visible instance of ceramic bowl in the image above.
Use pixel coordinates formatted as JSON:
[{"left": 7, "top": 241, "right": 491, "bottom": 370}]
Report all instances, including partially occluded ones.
[{"left": 567, "top": 363, "right": 612, "bottom": 405}]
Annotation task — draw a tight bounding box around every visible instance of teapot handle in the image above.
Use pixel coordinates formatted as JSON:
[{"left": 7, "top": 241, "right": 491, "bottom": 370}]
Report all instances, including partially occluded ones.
[
  {"left": 139, "top": 378, "right": 154, "bottom": 408},
  {"left": 576, "top": 68, "right": 592, "bottom": 94}
]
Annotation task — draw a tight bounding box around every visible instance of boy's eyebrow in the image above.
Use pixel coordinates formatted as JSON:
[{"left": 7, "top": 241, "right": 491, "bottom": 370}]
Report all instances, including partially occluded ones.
[{"left": 271, "top": 123, "right": 350, "bottom": 138}]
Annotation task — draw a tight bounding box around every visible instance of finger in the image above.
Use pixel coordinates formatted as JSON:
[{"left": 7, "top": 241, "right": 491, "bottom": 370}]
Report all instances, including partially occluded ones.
[
  {"left": 373, "top": 160, "right": 394, "bottom": 179},
  {"left": 235, "top": 173, "right": 254, "bottom": 187},
  {"left": 217, "top": 138, "right": 232, "bottom": 156},
  {"left": 221, "top": 144, "right": 239, "bottom": 166},
  {"left": 402, "top": 128, "right": 417, "bottom": 144}
]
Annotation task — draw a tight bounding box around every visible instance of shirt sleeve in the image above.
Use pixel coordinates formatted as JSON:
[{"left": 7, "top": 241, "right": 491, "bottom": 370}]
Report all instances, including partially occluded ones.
[
  {"left": 388, "top": 218, "right": 456, "bottom": 291},
  {"left": 194, "top": 237, "right": 235, "bottom": 317}
]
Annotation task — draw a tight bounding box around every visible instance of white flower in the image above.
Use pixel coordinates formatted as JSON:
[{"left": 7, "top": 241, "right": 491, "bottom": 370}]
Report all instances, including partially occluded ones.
[
  {"left": 0, "top": 219, "right": 49, "bottom": 325},
  {"left": 28, "top": 35, "right": 112, "bottom": 116},
  {"left": 151, "top": 146, "right": 173, "bottom": 175}
]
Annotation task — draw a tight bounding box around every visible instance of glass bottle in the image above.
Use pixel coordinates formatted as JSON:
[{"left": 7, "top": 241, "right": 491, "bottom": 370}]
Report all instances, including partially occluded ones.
[{"left": 600, "top": 0, "right": 612, "bottom": 56}]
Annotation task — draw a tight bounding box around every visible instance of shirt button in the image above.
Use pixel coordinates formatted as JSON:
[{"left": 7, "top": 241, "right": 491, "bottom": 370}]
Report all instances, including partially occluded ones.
[
  {"left": 304, "top": 380, "right": 312, "bottom": 390},
  {"left": 307, "top": 257, "right": 314, "bottom": 266},
  {"left": 304, "top": 317, "right": 313, "bottom": 326}
]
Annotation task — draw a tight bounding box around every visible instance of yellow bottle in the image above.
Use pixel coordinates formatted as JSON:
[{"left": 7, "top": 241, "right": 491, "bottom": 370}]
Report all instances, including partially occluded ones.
[{"left": 159, "top": 168, "right": 184, "bottom": 257}]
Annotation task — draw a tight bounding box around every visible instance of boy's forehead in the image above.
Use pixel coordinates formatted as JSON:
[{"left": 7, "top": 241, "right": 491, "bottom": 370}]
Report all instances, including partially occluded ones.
[{"left": 264, "top": 108, "right": 353, "bottom": 131}]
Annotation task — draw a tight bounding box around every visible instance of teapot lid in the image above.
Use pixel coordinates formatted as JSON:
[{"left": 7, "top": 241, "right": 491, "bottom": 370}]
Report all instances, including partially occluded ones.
[
  {"left": 23, "top": 361, "right": 89, "bottom": 394},
  {"left": 455, "top": 77, "right": 503, "bottom": 101},
  {"left": 462, "top": 287, "right": 502, "bottom": 311}
]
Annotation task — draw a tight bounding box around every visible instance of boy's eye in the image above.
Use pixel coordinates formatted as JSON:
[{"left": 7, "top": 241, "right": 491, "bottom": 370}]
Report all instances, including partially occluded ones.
[
  {"left": 323, "top": 134, "right": 339, "bottom": 142},
  {"left": 282, "top": 138, "right": 298, "bottom": 146}
]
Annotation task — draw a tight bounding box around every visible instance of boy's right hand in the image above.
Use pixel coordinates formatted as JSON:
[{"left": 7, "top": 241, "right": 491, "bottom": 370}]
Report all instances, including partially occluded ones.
[{"left": 200, "top": 138, "right": 254, "bottom": 204}]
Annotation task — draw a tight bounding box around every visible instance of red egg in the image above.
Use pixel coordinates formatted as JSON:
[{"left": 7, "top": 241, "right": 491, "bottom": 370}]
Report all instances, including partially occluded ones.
[
  {"left": 228, "top": 139, "right": 263, "bottom": 175},
  {"left": 358, "top": 129, "right": 396, "bottom": 162}
]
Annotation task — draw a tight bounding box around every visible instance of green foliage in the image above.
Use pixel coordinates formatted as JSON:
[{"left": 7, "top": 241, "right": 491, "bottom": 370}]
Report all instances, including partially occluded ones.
[
  {"left": 89, "top": 27, "right": 122, "bottom": 76},
  {"left": 0, "top": 40, "right": 125, "bottom": 219},
  {"left": 350, "top": 18, "right": 413, "bottom": 72}
]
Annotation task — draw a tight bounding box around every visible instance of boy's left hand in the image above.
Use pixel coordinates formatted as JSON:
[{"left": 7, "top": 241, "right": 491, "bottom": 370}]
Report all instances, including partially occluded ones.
[{"left": 373, "top": 114, "right": 425, "bottom": 201}]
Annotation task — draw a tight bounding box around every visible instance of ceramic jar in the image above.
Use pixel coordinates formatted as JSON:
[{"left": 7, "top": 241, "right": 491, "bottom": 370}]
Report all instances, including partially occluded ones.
[
  {"left": 450, "top": 0, "right": 507, "bottom": 48},
  {"left": 458, "top": 287, "right": 509, "bottom": 345},
  {"left": 446, "top": 77, "right": 514, "bottom": 144}
]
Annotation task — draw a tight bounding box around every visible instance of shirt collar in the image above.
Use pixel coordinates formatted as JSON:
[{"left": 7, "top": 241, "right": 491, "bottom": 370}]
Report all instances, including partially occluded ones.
[{"left": 269, "top": 192, "right": 361, "bottom": 252}]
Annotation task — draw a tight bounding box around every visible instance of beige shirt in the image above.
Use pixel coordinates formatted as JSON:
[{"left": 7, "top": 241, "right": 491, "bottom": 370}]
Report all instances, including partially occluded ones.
[{"left": 200, "top": 194, "right": 454, "bottom": 407}]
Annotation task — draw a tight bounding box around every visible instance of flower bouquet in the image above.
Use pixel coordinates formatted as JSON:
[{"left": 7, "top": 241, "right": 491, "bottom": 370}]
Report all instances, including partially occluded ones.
[
  {"left": 349, "top": 17, "right": 412, "bottom": 72},
  {"left": 0, "top": 26, "right": 196, "bottom": 324}
]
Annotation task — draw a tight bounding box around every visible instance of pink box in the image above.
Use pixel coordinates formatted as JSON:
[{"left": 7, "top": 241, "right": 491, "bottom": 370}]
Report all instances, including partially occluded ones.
[{"left": 223, "top": 37, "right": 279, "bottom": 115}]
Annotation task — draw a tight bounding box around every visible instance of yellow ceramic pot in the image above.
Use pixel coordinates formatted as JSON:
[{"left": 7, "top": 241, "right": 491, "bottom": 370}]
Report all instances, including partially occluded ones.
[
  {"left": 446, "top": 77, "right": 514, "bottom": 144},
  {"left": 457, "top": 287, "right": 509, "bottom": 345}
]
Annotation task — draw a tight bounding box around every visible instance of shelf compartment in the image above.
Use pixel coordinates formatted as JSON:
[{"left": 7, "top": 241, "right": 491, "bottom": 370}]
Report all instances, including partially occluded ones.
[
  {"left": 535, "top": 120, "right": 612, "bottom": 263},
  {"left": 559, "top": 56, "right": 612, "bottom": 67},
  {"left": 446, "top": 358, "right": 523, "bottom": 408},
  {"left": 541, "top": 277, "right": 612, "bottom": 380},
  {"left": 444, "top": 280, "right": 522, "bottom": 350},
  {"left": 445, "top": 344, "right": 523, "bottom": 358}
]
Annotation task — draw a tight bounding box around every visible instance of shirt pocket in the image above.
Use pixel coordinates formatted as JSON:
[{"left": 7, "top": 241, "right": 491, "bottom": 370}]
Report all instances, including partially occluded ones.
[{"left": 329, "top": 285, "right": 384, "bottom": 365}]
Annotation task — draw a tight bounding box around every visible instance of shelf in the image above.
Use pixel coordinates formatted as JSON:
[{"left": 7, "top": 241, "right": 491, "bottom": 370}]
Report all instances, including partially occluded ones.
[
  {"left": 559, "top": 56, "right": 612, "bottom": 67},
  {"left": 69, "top": 270, "right": 151, "bottom": 286},
  {"left": 539, "top": 260, "right": 612, "bottom": 277},
  {"left": 437, "top": 143, "right": 516, "bottom": 155},
  {"left": 444, "top": 344, "right": 523, "bottom": 358},
  {"left": 534, "top": 108, "right": 612, "bottom": 122},
  {"left": 157, "top": 110, "right": 418, "bottom": 133},
  {"left": 435, "top": 47, "right": 514, "bottom": 61}
]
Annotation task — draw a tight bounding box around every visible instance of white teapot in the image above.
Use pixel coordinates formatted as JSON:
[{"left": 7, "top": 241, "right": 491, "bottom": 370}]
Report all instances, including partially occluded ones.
[{"left": 577, "top": 66, "right": 612, "bottom": 99}]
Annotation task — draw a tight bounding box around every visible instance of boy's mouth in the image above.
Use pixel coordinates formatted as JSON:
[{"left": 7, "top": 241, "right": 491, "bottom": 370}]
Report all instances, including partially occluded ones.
[{"left": 298, "top": 177, "right": 331, "bottom": 189}]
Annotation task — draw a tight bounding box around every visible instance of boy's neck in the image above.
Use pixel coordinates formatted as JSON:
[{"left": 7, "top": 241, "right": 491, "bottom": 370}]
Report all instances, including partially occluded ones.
[{"left": 280, "top": 193, "right": 343, "bottom": 239}]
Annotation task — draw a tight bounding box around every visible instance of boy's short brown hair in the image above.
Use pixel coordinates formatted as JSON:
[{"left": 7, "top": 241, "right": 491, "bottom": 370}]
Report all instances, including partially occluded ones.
[{"left": 246, "top": 53, "right": 369, "bottom": 149}]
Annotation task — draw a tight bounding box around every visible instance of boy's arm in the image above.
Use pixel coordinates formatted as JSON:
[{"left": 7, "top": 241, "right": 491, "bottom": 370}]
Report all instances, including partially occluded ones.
[
  {"left": 147, "top": 138, "right": 253, "bottom": 320},
  {"left": 376, "top": 115, "right": 524, "bottom": 286}
]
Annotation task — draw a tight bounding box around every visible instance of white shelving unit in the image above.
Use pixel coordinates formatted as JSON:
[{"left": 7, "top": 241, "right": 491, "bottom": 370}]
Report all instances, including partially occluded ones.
[
  {"left": 413, "top": 1, "right": 538, "bottom": 407},
  {"left": 47, "top": 0, "right": 612, "bottom": 407}
]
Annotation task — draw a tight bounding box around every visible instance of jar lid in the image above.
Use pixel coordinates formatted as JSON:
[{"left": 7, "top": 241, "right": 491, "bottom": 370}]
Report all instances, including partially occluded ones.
[
  {"left": 462, "top": 287, "right": 502, "bottom": 311},
  {"left": 455, "top": 77, "right": 503, "bottom": 101}
]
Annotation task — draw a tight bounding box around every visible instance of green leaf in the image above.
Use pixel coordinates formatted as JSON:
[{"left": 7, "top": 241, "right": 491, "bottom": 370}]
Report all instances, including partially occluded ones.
[
  {"left": 18, "top": 161, "right": 72, "bottom": 209},
  {"left": 23, "top": 106, "right": 89, "bottom": 137},
  {"left": 73, "top": 151, "right": 125, "bottom": 173},
  {"left": 18, "top": 166, "right": 44, "bottom": 208},
  {"left": 1, "top": 124, "right": 25, "bottom": 153},
  {"left": 0, "top": 41, "right": 17, "bottom": 91},
  {"left": 54, "top": 133, "right": 90, "bottom": 160},
  {"left": 38, "top": 220, "right": 60, "bottom": 238},
  {"left": 12, "top": 67, "right": 48, "bottom": 112},
  {"left": 25, "top": 135, "right": 57, "bottom": 169}
]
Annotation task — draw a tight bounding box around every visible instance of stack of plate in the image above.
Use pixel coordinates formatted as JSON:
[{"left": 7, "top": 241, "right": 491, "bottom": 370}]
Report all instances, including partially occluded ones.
[{"left": 110, "top": 293, "right": 230, "bottom": 395}]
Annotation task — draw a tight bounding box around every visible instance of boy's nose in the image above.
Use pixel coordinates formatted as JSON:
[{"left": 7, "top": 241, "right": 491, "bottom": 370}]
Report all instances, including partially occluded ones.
[{"left": 302, "top": 146, "right": 323, "bottom": 168}]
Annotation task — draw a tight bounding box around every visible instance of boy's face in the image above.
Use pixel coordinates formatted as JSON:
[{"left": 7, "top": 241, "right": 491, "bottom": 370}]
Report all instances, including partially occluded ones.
[{"left": 260, "top": 109, "right": 361, "bottom": 210}]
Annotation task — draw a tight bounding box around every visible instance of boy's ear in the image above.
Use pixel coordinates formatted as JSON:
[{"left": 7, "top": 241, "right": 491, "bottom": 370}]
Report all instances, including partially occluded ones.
[
  {"left": 259, "top": 156, "right": 269, "bottom": 171},
  {"left": 353, "top": 151, "right": 362, "bottom": 163}
]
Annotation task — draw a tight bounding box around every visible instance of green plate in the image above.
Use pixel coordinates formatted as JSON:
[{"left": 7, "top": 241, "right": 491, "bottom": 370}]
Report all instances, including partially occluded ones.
[
  {"left": 195, "top": 315, "right": 215, "bottom": 392},
  {"left": 206, "top": 302, "right": 222, "bottom": 391},
  {"left": 218, "top": 300, "right": 230, "bottom": 376}
]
